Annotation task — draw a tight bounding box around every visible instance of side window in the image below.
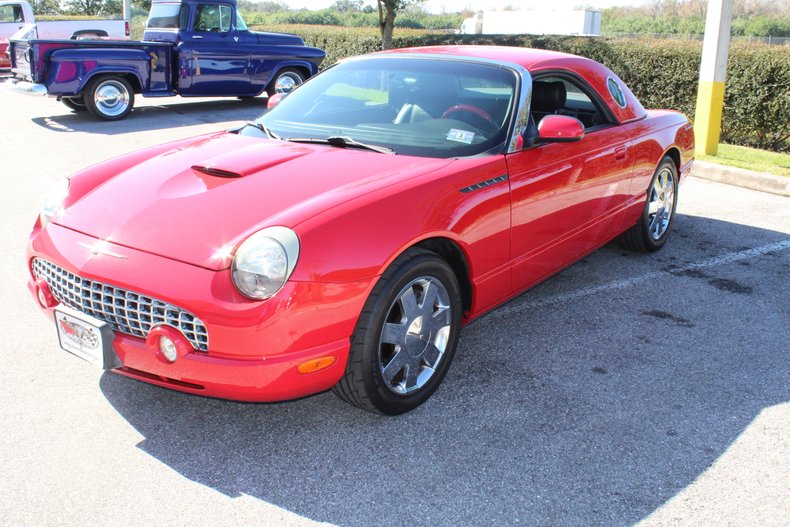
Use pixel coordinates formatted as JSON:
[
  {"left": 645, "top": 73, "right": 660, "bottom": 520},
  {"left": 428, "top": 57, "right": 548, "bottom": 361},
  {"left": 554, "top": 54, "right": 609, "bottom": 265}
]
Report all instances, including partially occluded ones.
[
  {"left": 531, "top": 75, "right": 611, "bottom": 130},
  {"left": 194, "top": 4, "right": 232, "bottom": 33},
  {"left": 0, "top": 4, "right": 23, "bottom": 23},
  {"left": 178, "top": 5, "right": 190, "bottom": 30}
]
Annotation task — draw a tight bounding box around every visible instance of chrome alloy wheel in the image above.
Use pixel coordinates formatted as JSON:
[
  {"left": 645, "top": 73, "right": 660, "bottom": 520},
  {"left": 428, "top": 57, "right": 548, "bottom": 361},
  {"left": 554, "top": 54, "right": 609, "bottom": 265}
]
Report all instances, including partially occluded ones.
[
  {"left": 93, "top": 79, "right": 130, "bottom": 117},
  {"left": 378, "top": 276, "right": 452, "bottom": 395},
  {"left": 647, "top": 166, "right": 676, "bottom": 241}
]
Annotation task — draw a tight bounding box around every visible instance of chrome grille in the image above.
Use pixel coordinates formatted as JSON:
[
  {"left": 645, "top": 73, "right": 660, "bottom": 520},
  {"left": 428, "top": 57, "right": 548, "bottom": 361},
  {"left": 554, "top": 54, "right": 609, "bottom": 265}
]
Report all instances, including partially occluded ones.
[{"left": 33, "top": 258, "right": 209, "bottom": 351}]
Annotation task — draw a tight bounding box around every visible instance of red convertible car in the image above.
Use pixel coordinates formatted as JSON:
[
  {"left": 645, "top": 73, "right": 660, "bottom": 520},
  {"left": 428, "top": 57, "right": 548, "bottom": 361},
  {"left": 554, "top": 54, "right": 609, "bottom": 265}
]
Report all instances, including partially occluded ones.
[{"left": 28, "top": 46, "right": 693, "bottom": 414}]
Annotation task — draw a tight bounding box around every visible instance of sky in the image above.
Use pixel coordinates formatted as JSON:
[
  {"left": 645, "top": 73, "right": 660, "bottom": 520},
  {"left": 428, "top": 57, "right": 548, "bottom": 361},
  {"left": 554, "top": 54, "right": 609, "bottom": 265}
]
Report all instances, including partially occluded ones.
[{"left": 280, "top": 0, "right": 650, "bottom": 14}]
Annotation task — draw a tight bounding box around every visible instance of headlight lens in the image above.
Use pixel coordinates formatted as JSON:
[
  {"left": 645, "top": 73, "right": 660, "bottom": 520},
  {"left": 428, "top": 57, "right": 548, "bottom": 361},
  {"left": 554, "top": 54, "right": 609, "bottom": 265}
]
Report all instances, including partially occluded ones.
[
  {"left": 232, "top": 226, "right": 300, "bottom": 300},
  {"left": 40, "top": 178, "right": 70, "bottom": 228}
]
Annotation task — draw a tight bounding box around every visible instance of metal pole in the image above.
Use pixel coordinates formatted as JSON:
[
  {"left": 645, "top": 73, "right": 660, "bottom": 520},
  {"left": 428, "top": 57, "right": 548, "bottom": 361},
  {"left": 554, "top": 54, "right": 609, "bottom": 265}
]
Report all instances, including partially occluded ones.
[{"left": 694, "top": 0, "right": 733, "bottom": 156}]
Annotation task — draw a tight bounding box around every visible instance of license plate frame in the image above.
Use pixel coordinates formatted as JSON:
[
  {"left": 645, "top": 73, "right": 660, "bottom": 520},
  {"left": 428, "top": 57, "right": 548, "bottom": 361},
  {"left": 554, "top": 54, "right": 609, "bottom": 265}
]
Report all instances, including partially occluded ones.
[{"left": 54, "top": 306, "right": 121, "bottom": 370}]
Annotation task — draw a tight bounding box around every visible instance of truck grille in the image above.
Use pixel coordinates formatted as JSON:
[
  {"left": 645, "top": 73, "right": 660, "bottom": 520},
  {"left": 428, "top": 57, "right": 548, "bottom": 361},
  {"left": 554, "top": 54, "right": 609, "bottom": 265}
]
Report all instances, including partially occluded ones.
[{"left": 32, "top": 258, "right": 209, "bottom": 351}]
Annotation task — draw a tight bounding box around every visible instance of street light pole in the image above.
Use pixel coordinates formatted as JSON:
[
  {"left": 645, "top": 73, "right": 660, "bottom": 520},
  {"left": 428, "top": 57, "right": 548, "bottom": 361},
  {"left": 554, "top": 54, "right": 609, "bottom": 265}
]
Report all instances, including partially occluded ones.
[{"left": 694, "top": 0, "right": 733, "bottom": 156}]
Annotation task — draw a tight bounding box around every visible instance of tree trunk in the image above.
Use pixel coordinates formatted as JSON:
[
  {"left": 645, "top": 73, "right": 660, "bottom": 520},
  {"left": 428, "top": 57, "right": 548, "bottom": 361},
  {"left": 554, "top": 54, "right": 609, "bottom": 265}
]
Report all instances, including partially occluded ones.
[{"left": 380, "top": 11, "right": 396, "bottom": 50}]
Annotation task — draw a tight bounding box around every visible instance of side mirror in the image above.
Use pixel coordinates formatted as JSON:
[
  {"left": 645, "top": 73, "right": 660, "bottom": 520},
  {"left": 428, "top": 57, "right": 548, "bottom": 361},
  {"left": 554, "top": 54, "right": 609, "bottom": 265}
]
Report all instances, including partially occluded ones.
[
  {"left": 537, "top": 115, "right": 585, "bottom": 143},
  {"left": 267, "top": 92, "right": 286, "bottom": 109}
]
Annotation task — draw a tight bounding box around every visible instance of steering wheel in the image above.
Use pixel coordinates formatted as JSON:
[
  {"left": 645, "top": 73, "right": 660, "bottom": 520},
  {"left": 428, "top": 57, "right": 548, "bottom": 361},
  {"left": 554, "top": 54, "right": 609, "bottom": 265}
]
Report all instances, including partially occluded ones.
[
  {"left": 197, "top": 22, "right": 206, "bottom": 31},
  {"left": 441, "top": 104, "right": 499, "bottom": 135}
]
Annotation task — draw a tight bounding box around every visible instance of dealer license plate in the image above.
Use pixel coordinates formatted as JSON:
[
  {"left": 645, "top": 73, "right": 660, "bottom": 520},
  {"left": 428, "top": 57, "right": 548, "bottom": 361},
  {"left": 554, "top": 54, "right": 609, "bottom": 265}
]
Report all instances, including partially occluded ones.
[{"left": 54, "top": 307, "right": 120, "bottom": 369}]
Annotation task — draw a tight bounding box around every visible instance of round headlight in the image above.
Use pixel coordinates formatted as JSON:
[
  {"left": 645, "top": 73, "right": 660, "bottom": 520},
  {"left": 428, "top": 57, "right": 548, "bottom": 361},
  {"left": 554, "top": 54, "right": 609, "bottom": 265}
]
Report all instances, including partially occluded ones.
[
  {"left": 40, "top": 178, "right": 70, "bottom": 228},
  {"left": 232, "top": 226, "right": 300, "bottom": 300}
]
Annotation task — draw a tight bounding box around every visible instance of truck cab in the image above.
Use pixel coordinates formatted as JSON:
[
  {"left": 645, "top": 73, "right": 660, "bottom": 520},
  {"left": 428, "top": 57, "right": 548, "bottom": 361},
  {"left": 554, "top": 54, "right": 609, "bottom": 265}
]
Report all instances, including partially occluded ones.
[{"left": 144, "top": 0, "right": 317, "bottom": 97}]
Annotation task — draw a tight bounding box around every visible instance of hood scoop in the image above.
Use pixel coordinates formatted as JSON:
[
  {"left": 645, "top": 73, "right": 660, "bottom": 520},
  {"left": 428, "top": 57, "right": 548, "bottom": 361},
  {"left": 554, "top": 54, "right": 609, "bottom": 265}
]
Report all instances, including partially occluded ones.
[
  {"left": 192, "top": 164, "right": 241, "bottom": 178},
  {"left": 190, "top": 142, "right": 311, "bottom": 179}
]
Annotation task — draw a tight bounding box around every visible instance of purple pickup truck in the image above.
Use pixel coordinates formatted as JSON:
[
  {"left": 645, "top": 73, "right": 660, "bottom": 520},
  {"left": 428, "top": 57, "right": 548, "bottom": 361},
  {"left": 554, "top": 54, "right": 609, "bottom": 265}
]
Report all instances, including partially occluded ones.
[{"left": 8, "top": 0, "right": 325, "bottom": 120}]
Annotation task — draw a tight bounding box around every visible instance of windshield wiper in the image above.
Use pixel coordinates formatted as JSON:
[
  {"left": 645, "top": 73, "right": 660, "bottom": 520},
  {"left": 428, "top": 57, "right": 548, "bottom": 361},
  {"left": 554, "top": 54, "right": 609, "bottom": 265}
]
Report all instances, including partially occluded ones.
[
  {"left": 245, "top": 121, "right": 280, "bottom": 140},
  {"left": 284, "top": 135, "right": 395, "bottom": 154}
]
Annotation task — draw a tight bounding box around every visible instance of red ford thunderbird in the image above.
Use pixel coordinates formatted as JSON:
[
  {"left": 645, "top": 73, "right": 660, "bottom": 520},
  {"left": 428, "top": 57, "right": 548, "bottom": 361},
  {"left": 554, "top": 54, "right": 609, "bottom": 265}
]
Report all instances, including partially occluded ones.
[{"left": 28, "top": 46, "right": 694, "bottom": 414}]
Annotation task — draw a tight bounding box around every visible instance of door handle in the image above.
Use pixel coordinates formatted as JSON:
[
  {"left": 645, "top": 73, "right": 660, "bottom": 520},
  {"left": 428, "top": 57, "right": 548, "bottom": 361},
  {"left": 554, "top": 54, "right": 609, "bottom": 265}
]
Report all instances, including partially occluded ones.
[
  {"left": 614, "top": 147, "right": 628, "bottom": 160},
  {"left": 192, "top": 35, "right": 203, "bottom": 39}
]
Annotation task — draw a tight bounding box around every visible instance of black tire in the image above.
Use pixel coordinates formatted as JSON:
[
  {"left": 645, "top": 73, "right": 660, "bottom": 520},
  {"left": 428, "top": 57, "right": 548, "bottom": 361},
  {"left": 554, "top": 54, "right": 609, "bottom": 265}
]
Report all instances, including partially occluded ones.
[
  {"left": 266, "top": 68, "right": 306, "bottom": 97},
  {"left": 618, "top": 156, "right": 679, "bottom": 252},
  {"left": 61, "top": 96, "right": 87, "bottom": 112},
  {"left": 84, "top": 76, "right": 134, "bottom": 121},
  {"left": 333, "top": 248, "right": 462, "bottom": 415}
]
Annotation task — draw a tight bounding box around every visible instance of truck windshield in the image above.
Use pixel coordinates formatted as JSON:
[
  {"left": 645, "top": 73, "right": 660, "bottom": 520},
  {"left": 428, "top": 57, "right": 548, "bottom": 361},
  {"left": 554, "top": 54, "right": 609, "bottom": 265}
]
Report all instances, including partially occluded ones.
[
  {"left": 147, "top": 3, "right": 189, "bottom": 30},
  {"left": 255, "top": 57, "right": 517, "bottom": 159}
]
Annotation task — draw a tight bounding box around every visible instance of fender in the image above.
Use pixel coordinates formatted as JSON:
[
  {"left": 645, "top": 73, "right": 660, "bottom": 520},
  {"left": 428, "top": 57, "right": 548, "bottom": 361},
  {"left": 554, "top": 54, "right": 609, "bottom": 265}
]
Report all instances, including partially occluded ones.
[
  {"left": 270, "top": 58, "right": 321, "bottom": 78},
  {"left": 45, "top": 47, "right": 151, "bottom": 96}
]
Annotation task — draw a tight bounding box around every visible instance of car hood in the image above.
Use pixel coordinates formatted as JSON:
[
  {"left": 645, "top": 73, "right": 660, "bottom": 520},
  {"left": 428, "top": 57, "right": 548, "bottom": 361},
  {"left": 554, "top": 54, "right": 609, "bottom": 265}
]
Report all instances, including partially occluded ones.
[{"left": 57, "top": 133, "right": 452, "bottom": 270}]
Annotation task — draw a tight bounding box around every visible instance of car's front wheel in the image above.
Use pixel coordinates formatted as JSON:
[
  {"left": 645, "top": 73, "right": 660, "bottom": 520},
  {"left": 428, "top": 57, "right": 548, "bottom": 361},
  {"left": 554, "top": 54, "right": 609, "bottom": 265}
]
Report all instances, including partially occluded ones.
[
  {"left": 618, "top": 156, "right": 679, "bottom": 252},
  {"left": 85, "top": 76, "right": 134, "bottom": 121},
  {"left": 333, "top": 248, "right": 462, "bottom": 415}
]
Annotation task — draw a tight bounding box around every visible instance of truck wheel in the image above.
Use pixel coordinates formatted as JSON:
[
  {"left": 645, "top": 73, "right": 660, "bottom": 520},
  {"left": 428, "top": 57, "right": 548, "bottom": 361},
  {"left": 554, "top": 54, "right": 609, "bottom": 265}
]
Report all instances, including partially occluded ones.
[
  {"left": 61, "top": 96, "right": 87, "bottom": 112},
  {"left": 266, "top": 68, "right": 305, "bottom": 97},
  {"left": 85, "top": 76, "right": 134, "bottom": 121}
]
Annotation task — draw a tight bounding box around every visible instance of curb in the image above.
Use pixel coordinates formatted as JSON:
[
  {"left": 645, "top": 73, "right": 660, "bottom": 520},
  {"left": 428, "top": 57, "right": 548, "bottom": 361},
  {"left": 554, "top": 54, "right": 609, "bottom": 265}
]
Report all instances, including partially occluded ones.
[{"left": 690, "top": 160, "right": 790, "bottom": 197}]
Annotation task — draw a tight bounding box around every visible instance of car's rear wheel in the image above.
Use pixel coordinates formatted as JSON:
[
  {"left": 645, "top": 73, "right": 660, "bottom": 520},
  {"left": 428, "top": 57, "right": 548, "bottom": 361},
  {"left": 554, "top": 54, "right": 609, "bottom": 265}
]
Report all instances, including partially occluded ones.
[
  {"left": 618, "top": 156, "right": 678, "bottom": 252},
  {"left": 61, "top": 96, "right": 87, "bottom": 112},
  {"left": 266, "top": 68, "right": 305, "bottom": 97},
  {"left": 333, "top": 248, "right": 462, "bottom": 415},
  {"left": 85, "top": 76, "right": 134, "bottom": 121}
]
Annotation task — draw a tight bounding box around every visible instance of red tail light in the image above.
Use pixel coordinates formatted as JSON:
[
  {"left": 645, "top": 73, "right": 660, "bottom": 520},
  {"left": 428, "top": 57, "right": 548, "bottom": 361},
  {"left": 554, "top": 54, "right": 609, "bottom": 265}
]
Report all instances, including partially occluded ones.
[{"left": 125, "top": 21, "right": 130, "bottom": 37}]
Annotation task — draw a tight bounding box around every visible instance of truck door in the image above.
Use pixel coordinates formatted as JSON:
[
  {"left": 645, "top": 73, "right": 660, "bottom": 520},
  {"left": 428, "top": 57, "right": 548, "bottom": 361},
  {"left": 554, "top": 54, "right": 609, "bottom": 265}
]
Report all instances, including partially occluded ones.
[{"left": 178, "top": 2, "right": 254, "bottom": 96}]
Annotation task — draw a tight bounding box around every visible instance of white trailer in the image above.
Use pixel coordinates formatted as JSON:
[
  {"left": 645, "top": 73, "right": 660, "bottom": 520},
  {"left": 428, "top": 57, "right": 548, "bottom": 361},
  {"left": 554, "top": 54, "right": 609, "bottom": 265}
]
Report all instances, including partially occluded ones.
[{"left": 459, "top": 10, "right": 602, "bottom": 36}]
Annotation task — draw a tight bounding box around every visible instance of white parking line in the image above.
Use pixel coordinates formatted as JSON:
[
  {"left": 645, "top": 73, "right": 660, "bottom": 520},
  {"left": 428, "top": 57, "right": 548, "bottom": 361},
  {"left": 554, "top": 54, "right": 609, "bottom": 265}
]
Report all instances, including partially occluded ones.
[{"left": 486, "top": 239, "right": 790, "bottom": 320}]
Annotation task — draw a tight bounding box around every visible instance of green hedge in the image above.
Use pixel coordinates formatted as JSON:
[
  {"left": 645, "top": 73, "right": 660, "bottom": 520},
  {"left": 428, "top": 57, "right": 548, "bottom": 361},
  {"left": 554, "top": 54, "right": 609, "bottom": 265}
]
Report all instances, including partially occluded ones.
[{"left": 256, "top": 26, "right": 790, "bottom": 153}]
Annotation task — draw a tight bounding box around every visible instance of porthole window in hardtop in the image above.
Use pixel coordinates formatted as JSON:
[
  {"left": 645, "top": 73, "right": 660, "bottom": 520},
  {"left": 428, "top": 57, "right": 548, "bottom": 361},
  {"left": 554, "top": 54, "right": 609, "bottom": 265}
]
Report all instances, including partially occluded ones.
[{"left": 607, "top": 77, "right": 627, "bottom": 108}]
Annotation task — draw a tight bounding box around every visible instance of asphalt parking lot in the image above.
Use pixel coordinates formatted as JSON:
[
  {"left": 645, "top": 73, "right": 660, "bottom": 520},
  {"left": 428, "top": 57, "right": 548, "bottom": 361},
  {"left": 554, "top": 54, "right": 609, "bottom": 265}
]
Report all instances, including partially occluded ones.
[{"left": 1, "top": 77, "right": 788, "bottom": 527}]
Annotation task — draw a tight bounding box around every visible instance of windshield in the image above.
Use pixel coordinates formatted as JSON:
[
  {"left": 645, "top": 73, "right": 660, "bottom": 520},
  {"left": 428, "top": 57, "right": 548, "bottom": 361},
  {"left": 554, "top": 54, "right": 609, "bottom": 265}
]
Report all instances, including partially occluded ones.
[{"left": 253, "top": 57, "right": 518, "bottom": 158}]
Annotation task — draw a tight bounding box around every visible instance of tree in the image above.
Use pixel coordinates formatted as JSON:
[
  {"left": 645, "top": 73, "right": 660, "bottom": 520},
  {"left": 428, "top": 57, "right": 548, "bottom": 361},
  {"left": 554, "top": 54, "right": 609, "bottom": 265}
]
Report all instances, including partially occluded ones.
[
  {"left": 376, "top": 0, "right": 424, "bottom": 50},
  {"left": 29, "top": 0, "right": 62, "bottom": 15},
  {"left": 330, "top": 0, "right": 364, "bottom": 12},
  {"left": 132, "top": 0, "right": 151, "bottom": 12},
  {"left": 64, "top": 0, "right": 108, "bottom": 16}
]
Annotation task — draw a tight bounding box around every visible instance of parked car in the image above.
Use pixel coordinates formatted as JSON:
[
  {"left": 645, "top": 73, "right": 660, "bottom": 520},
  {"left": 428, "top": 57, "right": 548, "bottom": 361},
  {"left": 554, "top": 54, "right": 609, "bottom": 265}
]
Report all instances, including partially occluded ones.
[
  {"left": 27, "top": 46, "right": 694, "bottom": 414},
  {"left": 7, "top": 0, "right": 324, "bottom": 119},
  {"left": 0, "top": 0, "right": 129, "bottom": 69}
]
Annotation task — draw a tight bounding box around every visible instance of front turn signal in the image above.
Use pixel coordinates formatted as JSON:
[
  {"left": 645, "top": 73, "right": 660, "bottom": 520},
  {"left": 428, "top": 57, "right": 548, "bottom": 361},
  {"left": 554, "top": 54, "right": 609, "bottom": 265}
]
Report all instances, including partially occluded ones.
[{"left": 297, "top": 356, "right": 337, "bottom": 375}]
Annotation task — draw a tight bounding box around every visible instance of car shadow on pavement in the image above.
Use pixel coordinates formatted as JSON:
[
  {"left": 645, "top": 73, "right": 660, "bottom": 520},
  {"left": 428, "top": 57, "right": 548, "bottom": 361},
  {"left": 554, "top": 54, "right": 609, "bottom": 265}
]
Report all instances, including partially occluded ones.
[
  {"left": 99, "top": 213, "right": 790, "bottom": 527},
  {"left": 28, "top": 97, "right": 266, "bottom": 135}
]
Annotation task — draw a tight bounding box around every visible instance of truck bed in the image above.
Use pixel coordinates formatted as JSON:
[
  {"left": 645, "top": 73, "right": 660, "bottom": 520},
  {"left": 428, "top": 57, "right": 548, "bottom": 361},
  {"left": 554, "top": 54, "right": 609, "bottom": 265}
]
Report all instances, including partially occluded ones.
[{"left": 11, "top": 39, "right": 172, "bottom": 83}]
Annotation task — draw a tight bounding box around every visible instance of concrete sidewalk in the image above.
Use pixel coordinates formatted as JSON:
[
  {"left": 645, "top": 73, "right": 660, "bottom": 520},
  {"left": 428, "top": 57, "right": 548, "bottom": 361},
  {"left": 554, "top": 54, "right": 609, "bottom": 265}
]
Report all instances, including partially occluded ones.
[{"left": 691, "top": 160, "right": 790, "bottom": 197}]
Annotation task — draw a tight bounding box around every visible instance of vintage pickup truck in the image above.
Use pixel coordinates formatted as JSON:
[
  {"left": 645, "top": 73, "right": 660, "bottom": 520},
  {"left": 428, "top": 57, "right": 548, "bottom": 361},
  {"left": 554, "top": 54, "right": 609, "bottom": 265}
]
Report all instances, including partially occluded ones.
[
  {"left": 0, "top": 0, "right": 129, "bottom": 69},
  {"left": 8, "top": 0, "right": 325, "bottom": 119}
]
